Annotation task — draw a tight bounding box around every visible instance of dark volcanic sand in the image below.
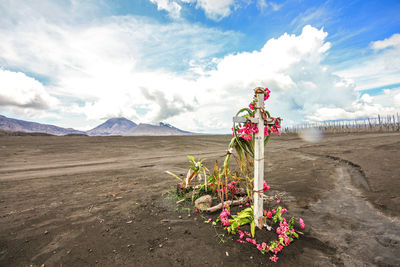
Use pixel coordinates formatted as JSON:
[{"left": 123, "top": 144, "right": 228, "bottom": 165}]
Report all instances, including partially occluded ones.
[{"left": 0, "top": 133, "right": 399, "bottom": 266}]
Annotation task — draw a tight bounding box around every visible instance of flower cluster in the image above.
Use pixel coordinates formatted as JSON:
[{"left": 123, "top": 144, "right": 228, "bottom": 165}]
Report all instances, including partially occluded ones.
[
  {"left": 227, "top": 180, "right": 238, "bottom": 195},
  {"left": 264, "top": 117, "right": 281, "bottom": 136},
  {"left": 234, "top": 87, "right": 281, "bottom": 140},
  {"left": 276, "top": 218, "right": 294, "bottom": 246},
  {"left": 216, "top": 181, "right": 238, "bottom": 196},
  {"left": 238, "top": 122, "right": 258, "bottom": 141},
  {"left": 219, "top": 205, "right": 231, "bottom": 226}
]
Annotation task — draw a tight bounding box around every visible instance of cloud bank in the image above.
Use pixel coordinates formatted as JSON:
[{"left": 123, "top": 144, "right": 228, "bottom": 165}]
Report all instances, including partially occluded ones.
[{"left": 0, "top": 0, "right": 398, "bottom": 132}]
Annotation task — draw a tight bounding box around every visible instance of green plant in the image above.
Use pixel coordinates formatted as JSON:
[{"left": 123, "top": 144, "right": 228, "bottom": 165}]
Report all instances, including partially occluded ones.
[{"left": 227, "top": 207, "right": 255, "bottom": 237}]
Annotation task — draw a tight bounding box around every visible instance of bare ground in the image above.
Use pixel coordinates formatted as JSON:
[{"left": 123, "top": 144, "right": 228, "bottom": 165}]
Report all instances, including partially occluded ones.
[{"left": 0, "top": 133, "right": 399, "bottom": 266}]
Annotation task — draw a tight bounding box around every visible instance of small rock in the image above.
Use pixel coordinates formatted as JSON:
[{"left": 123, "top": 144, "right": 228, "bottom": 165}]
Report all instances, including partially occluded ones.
[
  {"left": 149, "top": 247, "right": 153, "bottom": 251},
  {"left": 127, "top": 244, "right": 131, "bottom": 248},
  {"left": 187, "top": 214, "right": 191, "bottom": 217},
  {"left": 113, "top": 249, "right": 117, "bottom": 253},
  {"left": 159, "top": 244, "right": 163, "bottom": 248},
  {"left": 178, "top": 215, "right": 182, "bottom": 219},
  {"left": 44, "top": 230, "right": 49, "bottom": 235},
  {"left": 126, "top": 220, "right": 133, "bottom": 224},
  {"left": 225, "top": 251, "right": 229, "bottom": 257},
  {"left": 164, "top": 237, "right": 168, "bottom": 240},
  {"left": 250, "top": 256, "right": 253, "bottom": 259},
  {"left": 168, "top": 227, "right": 171, "bottom": 230},
  {"left": 194, "top": 195, "right": 212, "bottom": 211}
]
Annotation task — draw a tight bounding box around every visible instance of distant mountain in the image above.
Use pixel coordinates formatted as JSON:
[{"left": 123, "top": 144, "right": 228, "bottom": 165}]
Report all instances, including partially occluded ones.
[
  {"left": 0, "top": 115, "right": 194, "bottom": 136},
  {"left": 87, "top": 117, "right": 137, "bottom": 136},
  {"left": 0, "top": 115, "right": 86, "bottom": 136},
  {"left": 127, "top": 122, "right": 193, "bottom": 136}
]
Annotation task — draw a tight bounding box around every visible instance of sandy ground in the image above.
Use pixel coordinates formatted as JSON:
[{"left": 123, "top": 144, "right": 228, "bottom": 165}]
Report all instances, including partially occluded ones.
[{"left": 0, "top": 132, "right": 399, "bottom": 266}]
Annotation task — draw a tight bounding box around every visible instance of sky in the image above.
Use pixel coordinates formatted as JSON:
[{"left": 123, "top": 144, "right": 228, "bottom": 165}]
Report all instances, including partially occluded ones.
[{"left": 0, "top": 0, "right": 399, "bottom": 133}]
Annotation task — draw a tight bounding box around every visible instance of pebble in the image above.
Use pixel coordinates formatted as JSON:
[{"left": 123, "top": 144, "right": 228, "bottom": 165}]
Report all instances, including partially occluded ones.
[
  {"left": 225, "top": 251, "right": 229, "bottom": 256},
  {"left": 250, "top": 256, "right": 253, "bottom": 259},
  {"left": 168, "top": 227, "right": 171, "bottom": 230},
  {"left": 159, "top": 244, "right": 163, "bottom": 248},
  {"left": 44, "top": 230, "right": 48, "bottom": 235},
  {"left": 178, "top": 215, "right": 182, "bottom": 219}
]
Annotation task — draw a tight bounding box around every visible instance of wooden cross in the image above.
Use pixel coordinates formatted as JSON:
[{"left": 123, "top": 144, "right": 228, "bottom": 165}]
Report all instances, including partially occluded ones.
[{"left": 233, "top": 87, "right": 276, "bottom": 228}]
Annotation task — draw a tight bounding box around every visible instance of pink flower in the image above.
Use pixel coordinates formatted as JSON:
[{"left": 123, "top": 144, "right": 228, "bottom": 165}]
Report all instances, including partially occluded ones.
[
  {"left": 299, "top": 218, "right": 305, "bottom": 229},
  {"left": 239, "top": 205, "right": 243, "bottom": 208},
  {"left": 256, "top": 243, "right": 263, "bottom": 251},
  {"left": 266, "top": 211, "right": 272, "bottom": 218},
  {"left": 272, "top": 209, "right": 276, "bottom": 214},
  {"left": 245, "top": 237, "right": 252, "bottom": 243},
  {"left": 244, "top": 231, "right": 250, "bottom": 236},
  {"left": 241, "top": 134, "right": 252, "bottom": 141},
  {"left": 245, "top": 202, "right": 250, "bottom": 206},
  {"left": 276, "top": 199, "right": 280, "bottom": 204},
  {"left": 249, "top": 103, "right": 255, "bottom": 110},
  {"left": 264, "top": 126, "right": 270, "bottom": 136},
  {"left": 264, "top": 88, "right": 271, "bottom": 101},
  {"left": 237, "top": 239, "right": 245, "bottom": 243},
  {"left": 263, "top": 181, "right": 270, "bottom": 192},
  {"left": 195, "top": 209, "right": 198, "bottom": 213},
  {"left": 208, "top": 218, "right": 212, "bottom": 222},
  {"left": 281, "top": 208, "right": 287, "bottom": 213},
  {"left": 251, "top": 239, "right": 257, "bottom": 245},
  {"left": 238, "top": 230, "right": 244, "bottom": 239},
  {"left": 269, "top": 254, "right": 278, "bottom": 263}
]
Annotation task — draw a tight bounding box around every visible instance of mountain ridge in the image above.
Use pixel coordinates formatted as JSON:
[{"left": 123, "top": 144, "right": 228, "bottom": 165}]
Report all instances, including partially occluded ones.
[
  {"left": 0, "top": 115, "right": 194, "bottom": 136},
  {"left": 0, "top": 115, "right": 86, "bottom": 136}
]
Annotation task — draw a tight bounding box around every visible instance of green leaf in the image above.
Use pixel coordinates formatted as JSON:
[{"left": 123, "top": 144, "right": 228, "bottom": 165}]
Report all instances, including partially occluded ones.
[
  {"left": 250, "top": 220, "right": 255, "bottom": 238},
  {"left": 165, "top": 171, "right": 183, "bottom": 182}
]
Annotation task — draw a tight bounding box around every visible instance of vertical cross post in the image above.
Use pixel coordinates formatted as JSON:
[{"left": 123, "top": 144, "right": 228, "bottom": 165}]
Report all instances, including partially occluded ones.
[{"left": 253, "top": 88, "right": 265, "bottom": 228}]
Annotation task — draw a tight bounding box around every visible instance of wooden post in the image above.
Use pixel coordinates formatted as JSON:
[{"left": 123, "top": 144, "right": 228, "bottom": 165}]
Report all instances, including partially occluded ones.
[
  {"left": 233, "top": 87, "right": 277, "bottom": 229},
  {"left": 253, "top": 88, "right": 265, "bottom": 228}
]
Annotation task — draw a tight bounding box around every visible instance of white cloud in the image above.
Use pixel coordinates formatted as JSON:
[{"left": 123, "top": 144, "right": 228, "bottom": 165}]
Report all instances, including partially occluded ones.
[
  {"left": 335, "top": 33, "right": 400, "bottom": 90},
  {"left": 149, "top": 0, "right": 182, "bottom": 19},
  {"left": 0, "top": 69, "right": 58, "bottom": 109},
  {"left": 194, "top": 0, "right": 235, "bottom": 21},
  {"left": 257, "top": 0, "right": 282, "bottom": 12},
  {"left": 150, "top": 0, "right": 236, "bottom": 21},
  {"left": 371, "top": 33, "right": 400, "bottom": 50}
]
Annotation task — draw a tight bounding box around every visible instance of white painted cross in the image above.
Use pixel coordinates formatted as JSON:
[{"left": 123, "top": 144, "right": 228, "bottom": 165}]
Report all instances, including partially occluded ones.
[{"left": 233, "top": 87, "right": 276, "bottom": 229}]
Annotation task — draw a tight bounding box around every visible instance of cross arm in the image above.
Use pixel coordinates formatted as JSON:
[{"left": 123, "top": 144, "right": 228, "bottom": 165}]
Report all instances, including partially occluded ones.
[{"left": 233, "top": 116, "right": 277, "bottom": 125}]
